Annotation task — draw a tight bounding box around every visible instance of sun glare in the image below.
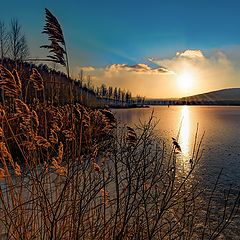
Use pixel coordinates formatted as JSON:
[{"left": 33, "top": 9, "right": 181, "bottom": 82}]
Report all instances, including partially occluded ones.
[{"left": 177, "top": 72, "right": 193, "bottom": 92}]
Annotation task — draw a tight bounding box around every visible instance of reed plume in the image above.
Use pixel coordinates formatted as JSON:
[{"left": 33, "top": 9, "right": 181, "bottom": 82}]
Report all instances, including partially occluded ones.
[
  {"left": 172, "top": 137, "right": 182, "bottom": 152},
  {"left": 101, "top": 109, "right": 116, "bottom": 129},
  {"left": 12, "top": 69, "right": 22, "bottom": 94},
  {"left": 93, "top": 162, "right": 101, "bottom": 173},
  {"left": 42, "top": 8, "right": 65, "bottom": 45},
  {"left": 14, "top": 162, "right": 21, "bottom": 176},
  {"left": 126, "top": 126, "right": 137, "bottom": 147},
  {"left": 41, "top": 8, "right": 70, "bottom": 77},
  {"left": 15, "top": 98, "right": 30, "bottom": 115},
  {"left": 48, "top": 106, "right": 63, "bottom": 132},
  {"left": 31, "top": 110, "right": 39, "bottom": 132},
  {"left": 15, "top": 99, "right": 32, "bottom": 133},
  {"left": 30, "top": 68, "right": 44, "bottom": 91},
  {"left": 34, "top": 135, "right": 51, "bottom": 148},
  {"left": 49, "top": 128, "right": 58, "bottom": 144},
  {"left": 51, "top": 158, "right": 67, "bottom": 176},
  {"left": 0, "top": 64, "right": 21, "bottom": 98},
  {"left": 22, "top": 141, "right": 36, "bottom": 152},
  {"left": 0, "top": 168, "right": 6, "bottom": 179},
  {"left": 0, "top": 142, "right": 14, "bottom": 167},
  {"left": 0, "top": 127, "right": 3, "bottom": 137}
]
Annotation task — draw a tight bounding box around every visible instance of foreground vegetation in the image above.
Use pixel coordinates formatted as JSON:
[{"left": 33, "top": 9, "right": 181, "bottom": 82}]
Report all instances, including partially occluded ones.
[{"left": 0, "top": 91, "right": 239, "bottom": 239}]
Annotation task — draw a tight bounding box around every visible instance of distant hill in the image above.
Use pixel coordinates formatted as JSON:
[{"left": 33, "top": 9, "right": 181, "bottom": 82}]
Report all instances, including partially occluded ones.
[{"left": 179, "top": 88, "right": 240, "bottom": 105}]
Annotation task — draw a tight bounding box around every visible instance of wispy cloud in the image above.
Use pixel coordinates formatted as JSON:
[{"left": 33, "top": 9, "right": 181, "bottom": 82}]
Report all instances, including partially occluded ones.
[
  {"left": 176, "top": 49, "right": 204, "bottom": 59},
  {"left": 105, "top": 63, "right": 171, "bottom": 74},
  {"left": 149, "top": 49, "right": 240, "bottom": 93},
  {"left": 73, "top": 63, "right": 175, "bottom": 98},
  {"left": 73, "top": 50, "right": 240, "bottom": 98},
  {"left": 75, "top": 66, "right": 96, "bottom": 73}
]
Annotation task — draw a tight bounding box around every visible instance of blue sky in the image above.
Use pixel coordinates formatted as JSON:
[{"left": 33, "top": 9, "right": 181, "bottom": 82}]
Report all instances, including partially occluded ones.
[
  {"left": 1, "top": 0, "right": 240, "bottom": 65},
  {"left": 1, "top": 0, "right": 240, "bottom": 97}
]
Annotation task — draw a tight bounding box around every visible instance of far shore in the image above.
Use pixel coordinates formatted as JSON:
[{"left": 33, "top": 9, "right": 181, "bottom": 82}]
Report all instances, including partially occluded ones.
[
  {"left": 109, "top": 103, "right": 240, "bottom": 109},
  {"left": 109, "top": 104, "right": 150, "bottom": 109}
]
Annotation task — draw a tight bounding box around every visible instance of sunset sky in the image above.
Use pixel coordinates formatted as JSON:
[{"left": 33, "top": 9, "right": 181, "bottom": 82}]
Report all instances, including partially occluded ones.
[{"left": 2, "top": 0, "right": 240, "bottom": 98}]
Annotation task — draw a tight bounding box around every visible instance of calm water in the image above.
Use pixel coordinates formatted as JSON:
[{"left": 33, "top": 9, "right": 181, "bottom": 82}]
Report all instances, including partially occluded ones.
[{"left": 113, "top": 106, "right": 240, "bottom": 188}]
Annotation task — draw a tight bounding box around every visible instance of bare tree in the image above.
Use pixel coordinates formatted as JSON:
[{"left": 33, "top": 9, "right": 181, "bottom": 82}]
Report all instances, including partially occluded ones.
[
  {"left": 0, "top": 21, "right": 9, "bottom": 60},
  {"left": 9, "top": 19, "right": 28, "bottom": 61}
]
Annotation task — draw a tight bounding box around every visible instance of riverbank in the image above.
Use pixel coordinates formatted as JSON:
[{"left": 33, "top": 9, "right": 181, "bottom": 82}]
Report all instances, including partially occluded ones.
[{"left": 109, "top": 104, "right": 150, "bottom": 109}]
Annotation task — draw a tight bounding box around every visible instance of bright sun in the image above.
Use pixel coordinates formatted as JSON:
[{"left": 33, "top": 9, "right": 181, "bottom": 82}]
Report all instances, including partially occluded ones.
[{"left": 177, "top": 72, "right": 193, "bottom": 92}]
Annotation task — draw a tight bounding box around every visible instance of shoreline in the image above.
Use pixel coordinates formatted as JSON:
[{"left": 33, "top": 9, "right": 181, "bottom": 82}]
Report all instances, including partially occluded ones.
[{"left": 108, "top": 104, "right": 150, "bottom": 109}]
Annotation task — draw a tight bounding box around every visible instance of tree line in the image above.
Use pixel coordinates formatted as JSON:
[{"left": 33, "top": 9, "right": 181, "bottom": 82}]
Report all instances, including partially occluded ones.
[
  {"left": 75, "top": 70, "right": 146, "bottom": 106},
  {"left": 0, "top": 18, "right": 146, "bottom": 107},
  {"left": 95, "top": 84, "right": 145, "bottom": 106}
]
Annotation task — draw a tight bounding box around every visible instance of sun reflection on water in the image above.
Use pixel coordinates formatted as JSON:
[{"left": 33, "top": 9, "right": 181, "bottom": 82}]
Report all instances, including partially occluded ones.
[
  {"left": 180, "top": 106, "right": 190, "bottom": 155},
  {"left": 178, "top": 106, "right": 191, "bottom": 171}
]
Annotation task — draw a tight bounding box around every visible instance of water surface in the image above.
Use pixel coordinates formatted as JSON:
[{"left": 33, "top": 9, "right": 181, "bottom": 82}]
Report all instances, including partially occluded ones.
[{"left": 113, "top": 106, "right": 240, "bottom": 187}]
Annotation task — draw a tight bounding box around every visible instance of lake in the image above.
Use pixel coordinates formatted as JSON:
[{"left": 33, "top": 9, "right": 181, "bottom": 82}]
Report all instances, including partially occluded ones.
[
  {"left": 113, "top": 105, "right": 240, "bottom": 238},
  {"left": 113, "top": 106, "right": 240, "bottom": 189}
]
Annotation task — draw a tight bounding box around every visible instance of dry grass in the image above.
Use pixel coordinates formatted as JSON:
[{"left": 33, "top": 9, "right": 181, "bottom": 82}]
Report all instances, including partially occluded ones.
[{"left": 0, "top": 69, "right": 239, "bottom": 239}]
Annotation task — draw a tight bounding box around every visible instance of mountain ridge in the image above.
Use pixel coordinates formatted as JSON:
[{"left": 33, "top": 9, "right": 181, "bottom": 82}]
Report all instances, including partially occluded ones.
[{"left": 180, "top": 88, "right": 240, "bottom": 103}]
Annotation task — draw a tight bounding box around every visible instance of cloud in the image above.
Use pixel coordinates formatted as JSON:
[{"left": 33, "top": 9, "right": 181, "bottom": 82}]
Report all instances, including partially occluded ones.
[
  {"left": 176, "top": 49, "right": 204, "bottom": 59},
  {"left": 149, "top": 49, "right": 207, "bottom": 74},
  {"left": 149, "top": 49, "right": 232, "bottom": 72},
  {"left": 72, "top": 49, "right": 240, "bottom": 98},
  {"left": 148, "top": 49, "right": 240, "bottom": 95},
  {"left": 76, "top": 66, "right": 95, "bottom": 72},
  {"left": 105, "top": 63, "right": 171, "bottom": 74},
  {"left": 73, "top": 63, "right": 176, "bottom": 98}
]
